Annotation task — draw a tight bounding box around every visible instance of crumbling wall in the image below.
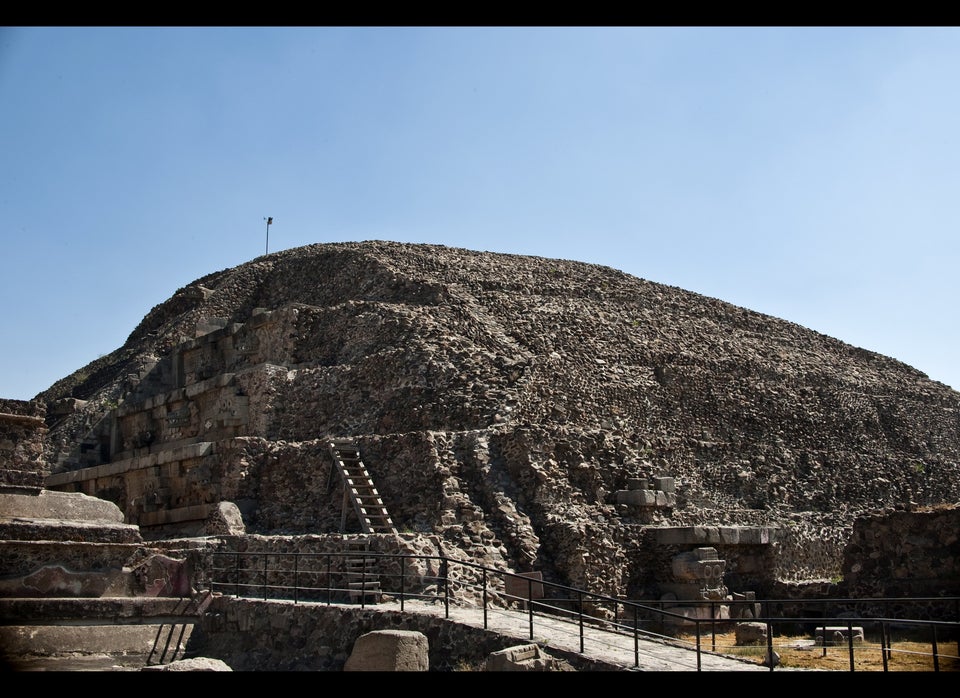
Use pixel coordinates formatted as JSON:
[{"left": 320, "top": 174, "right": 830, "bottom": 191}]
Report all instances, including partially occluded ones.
[
  {"left": 770, "top": 518, "right": 850, "bottom": 584},
  {"left": 0, "top": 399, "right": 48, "bottom": 488},
  {"left": 34, "top": 241, "right": 960, "bottom": 592},
  {"left": 841, "top": 504, "right": 960, "bottom": 598}
]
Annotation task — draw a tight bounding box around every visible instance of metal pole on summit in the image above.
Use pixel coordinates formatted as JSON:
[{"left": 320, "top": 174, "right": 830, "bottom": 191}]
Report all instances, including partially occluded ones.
[{"left": 264, "top": 217, "right": 273, "bottom": 254}]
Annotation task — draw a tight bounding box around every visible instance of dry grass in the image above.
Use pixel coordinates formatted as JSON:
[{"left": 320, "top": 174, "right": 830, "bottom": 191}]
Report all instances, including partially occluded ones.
[{"left": 678, "top": 630, "right": 960, "bottom": 672}]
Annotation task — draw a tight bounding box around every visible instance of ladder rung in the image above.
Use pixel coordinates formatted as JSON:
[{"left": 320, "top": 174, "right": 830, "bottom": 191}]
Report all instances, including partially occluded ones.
[{"left": 331, "top": 438, "right": 396, "bottom": 535}]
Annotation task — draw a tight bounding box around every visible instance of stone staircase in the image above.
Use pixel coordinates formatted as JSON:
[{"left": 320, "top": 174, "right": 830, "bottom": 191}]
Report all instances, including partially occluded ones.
[{"left": 0, "top": 592, "right": 217, "bottom": 669}]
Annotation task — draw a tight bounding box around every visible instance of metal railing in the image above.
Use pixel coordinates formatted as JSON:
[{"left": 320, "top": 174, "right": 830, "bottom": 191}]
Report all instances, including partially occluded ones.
[{"left": 204, "top": 549, "right": 960, "bottom": 671}]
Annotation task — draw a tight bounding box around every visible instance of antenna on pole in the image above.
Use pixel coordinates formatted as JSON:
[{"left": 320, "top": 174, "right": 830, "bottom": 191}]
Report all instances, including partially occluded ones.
[{"left": 264, "top": 217, "right": 273, "bottom": 255}]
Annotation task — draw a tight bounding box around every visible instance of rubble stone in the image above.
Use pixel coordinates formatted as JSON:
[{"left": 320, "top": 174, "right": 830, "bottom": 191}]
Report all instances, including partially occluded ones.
[{"left": 24, "top": 241, "right": 960, "bottom": 600}]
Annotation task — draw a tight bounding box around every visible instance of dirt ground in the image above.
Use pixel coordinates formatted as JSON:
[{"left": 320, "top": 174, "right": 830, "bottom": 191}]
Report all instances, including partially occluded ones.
[{"left": 681, "top": 631, "right": 960, "bottom": 672}]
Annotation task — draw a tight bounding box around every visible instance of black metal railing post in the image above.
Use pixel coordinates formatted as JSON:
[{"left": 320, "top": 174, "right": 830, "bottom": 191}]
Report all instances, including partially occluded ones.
[
  {"left": 633, "top": 603, "right": 639, "bottom": 668},
  {"left": 360, "top": 553, "right": 367, "bottom": 609},
  {"left": 294, "top": 553, "right": 300, "bottom": 605},
  {"left": 441, "top": 553, "right": 450, "bottom": 619},
  {"left": 482, "top": 568, "right": 488, "bottom": 630},
  {"left": 846, "top": 619, "right": 855, "bottom": 672},
  {"left": 400, "top": 557, "right": 406, "bottom": 612},
  {"left": 578, "top": 590, "right": 585, "bottom": 654},
  {"left": 695, "top": 619, "right": 702, "bottom": 671},
  {"left": 262, "top": 553, "right": 268, "bottom": 600},
  {"left": 527, "top": 577, "right": 534, "bottom": 640},
  {"left": 932, "top": 624, "right": 940, "bottom": 673},
  {"left": 233, "top": 552, "right": 240, "bottom": 598},
  {"left": 881, "top": 621, "right": 889, "bottom": 672},
  {"left": 766, "top": 620, "right": 775, "bottom": 671},
  {"left": 710, "top": 600, "right": 717, "bottom": 651},
  {"left": 326, "top": 553, "right": 331, "bottom": 606}
]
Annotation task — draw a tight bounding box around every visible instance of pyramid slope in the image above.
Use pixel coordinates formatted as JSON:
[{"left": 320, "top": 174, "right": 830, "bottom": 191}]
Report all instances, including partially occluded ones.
[{"left": 35, "top": 240, "right": 960, "bottom": 595}]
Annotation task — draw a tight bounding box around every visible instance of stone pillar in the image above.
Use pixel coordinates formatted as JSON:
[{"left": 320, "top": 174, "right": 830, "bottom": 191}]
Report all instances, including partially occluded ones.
[{"left": 0, "top": 398, "right": 48, "bottom": 492}]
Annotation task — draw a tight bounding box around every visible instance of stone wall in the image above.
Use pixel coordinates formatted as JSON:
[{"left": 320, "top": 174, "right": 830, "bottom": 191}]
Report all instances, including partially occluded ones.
[
  {"left": 768, "top": 517, "right": 852, "bottom": 583},
  {"left": 0, "top": 398, "right": 47, "bottom": 490},
  {"left": 32, "top": 241, "right": 960, "bottom": 598},
  {"left": 841, "top": 503, "right": 960, "bottom": 599},
  {"left": 185, "top": 503, "right": 960, "bottom": 671},
  {"left": 45, "top": 422, "right": 944, "bottom": 601},
  {"left": 158, "top": 532, "right": 517, "bottom": 611},
  {"left": 190, "top": 595, "right": 620, "bottom": 672}
]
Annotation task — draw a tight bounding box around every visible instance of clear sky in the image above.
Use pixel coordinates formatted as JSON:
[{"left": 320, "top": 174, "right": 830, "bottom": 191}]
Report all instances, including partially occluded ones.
[{"left": 1, "top": 26, "right": 958, "bottom": 401}]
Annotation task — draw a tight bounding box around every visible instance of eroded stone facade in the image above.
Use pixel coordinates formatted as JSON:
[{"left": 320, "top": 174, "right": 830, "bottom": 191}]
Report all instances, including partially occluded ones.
[
  {"left": 29, "top": 241, "right": 960, "bottom": 603},
  {"left": 0, "top": 399, "right": 47, "bottom": 491}
]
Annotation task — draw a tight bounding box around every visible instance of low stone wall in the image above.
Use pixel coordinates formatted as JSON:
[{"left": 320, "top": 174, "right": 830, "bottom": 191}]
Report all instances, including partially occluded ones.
[
  {"left": 191, "top": 595, "right": 620, "bottom": 671},
  {"left": 159, "top": 532, "right": 523, "bottom": 611},
  {"left": 841, "top": 504, "right": 960, "bottom": 599}
]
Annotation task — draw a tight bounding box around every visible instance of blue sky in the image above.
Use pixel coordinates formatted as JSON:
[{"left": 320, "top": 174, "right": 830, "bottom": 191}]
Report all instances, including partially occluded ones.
[{"left": 1, "top": 26, "right": 958, "bottom": 401}]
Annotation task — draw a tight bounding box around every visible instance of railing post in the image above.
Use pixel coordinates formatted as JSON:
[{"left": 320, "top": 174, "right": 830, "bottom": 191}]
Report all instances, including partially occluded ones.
[
  {"left": 881, "top": 621, "right": 889, "bottom": 672},
  {"left": 695, "top": 619, "right": 702, "bottom": 672},
  {"left": 846, "top": 619, "right": 855, "bottom": 672},
  {"left": 400, "top": 556, "right": 406, "bottom": 612},
  {"left": 326, "top": 553, "right": 331, "bottom": 606},
  {"left": 262, "top": 554, "right": 268, "bottom": 601},
  {"left": 527, "top": 577, "right": 534, "bottom": 641},
  {"left": 766, "top": 620, "right": 775, "bottom": 671},
  {"left": 932, "top": 624, "right": 940, "bottom": 673},
  {"left": 482, "top": 568, "right": 488, "bottom": 630},
  {"left": 710, "top": 600, "right": 717, "bottom": 651},
  {"left": 578, "top": 590, "right": 584, "bottom": 654},
  {"left": 360, "top": 553, "right": 367, "bottom": 609},
  {"left": 633, "top": 603, "right": 639, "bottom": 668},
  {"left": 658, "top": 599, "right": 664, "bottom": 636},
  {"left": 294, "top": 553, "right": 299, "bottom": 605},
  {"left": 441, "top": 553, "right": 449, "bottom": 619},
  {"left": 234, "top": 552, "right": 240, "bottom": 598}
]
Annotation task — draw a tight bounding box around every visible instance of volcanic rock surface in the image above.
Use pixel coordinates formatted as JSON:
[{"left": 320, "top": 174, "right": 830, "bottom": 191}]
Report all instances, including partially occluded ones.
[{"left": 35, "top": 241, "right": 960, "bottom": 597}]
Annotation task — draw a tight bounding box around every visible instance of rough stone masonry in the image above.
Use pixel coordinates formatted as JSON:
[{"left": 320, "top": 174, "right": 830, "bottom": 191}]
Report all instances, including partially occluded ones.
[{"left": 29, "top": 240, "right": 960, "bottom": 603}]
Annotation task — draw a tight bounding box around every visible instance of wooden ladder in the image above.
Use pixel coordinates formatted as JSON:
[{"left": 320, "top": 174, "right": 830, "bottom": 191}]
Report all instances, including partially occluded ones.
[
  {"left": 327, "top": 439, "right": 398, "bottom": 534},
  {"left": 342, "top": 538, "right": 383, "bottom": 604},
  {"left": 146, "top": 590, "right": 216, "bottom": 666}
]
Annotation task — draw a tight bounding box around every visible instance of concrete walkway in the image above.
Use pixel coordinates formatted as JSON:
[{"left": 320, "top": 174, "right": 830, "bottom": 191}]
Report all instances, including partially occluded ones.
[{"left": 370, "top": 598, "right": 775, "bottom": 672}]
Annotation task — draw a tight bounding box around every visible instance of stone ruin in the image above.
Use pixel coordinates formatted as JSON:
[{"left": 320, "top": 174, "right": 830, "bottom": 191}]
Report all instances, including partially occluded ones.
[
  {"left": 613, "top": 476, "right": 676, "bottom": 522},
  {"left": 658, "top": 546, "right": 762, "bottom": 628},
  {"left": 0, "top": 397, "right": 193, "bottom": 602},
  {"left": 9, "top": 240, "right": 960, "bottom": 612},
  {"left": 663, "top": 547, "right": 729, "bottom": 614}
]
